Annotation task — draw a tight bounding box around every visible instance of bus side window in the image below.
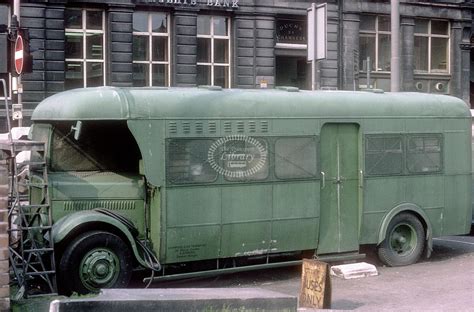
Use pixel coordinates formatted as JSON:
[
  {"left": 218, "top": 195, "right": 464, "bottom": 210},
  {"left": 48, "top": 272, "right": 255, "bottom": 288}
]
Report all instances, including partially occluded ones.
[
  {"left": 365, "top": 135, "right": 403, "bottom": 176},
  {"left": 407, "top": 135, "right": 442, "bottom": 173},
  {"left": 222, "top": 137, "right": 269, "bottom": 182},
  {"left": 274, "top": 137, "right": 317, "bottom": 179},
  {"left": 167, "top": 139, "right": 217, "bottom": 184}
]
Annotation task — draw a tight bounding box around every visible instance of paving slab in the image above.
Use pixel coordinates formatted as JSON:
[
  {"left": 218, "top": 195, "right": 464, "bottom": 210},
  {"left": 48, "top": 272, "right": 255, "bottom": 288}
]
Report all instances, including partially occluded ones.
[
  {"left": 49, "top": 288, "right": 297, "bottom": 312},
  {"left": 330, "top": 262, "right": 378, "bottom": 279}
]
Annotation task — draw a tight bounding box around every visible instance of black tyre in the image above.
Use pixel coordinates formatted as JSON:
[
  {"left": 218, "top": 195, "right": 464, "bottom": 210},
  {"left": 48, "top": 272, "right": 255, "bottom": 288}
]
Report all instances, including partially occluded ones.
[
  {"left": 58, "top": 230, "right": 133, "bottom": 295},
  {"left": 377, "top": 213, "right": 425, "bottom": 267}
]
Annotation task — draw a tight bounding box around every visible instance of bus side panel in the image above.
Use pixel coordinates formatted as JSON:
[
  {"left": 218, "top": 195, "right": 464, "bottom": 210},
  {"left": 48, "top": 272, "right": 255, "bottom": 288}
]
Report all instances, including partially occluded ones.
[
  {"left": 443, "top": 120, "right": 471, "bottom": 176},
  {"left": 443, "top": 175, "right": 471, "bottom": 235},
  {"left": 443, "top": 120, "right": 472, "bottom": 235},
  {"left": 361, "top": 118, "right": 406, "bottom": 244},
  {"left": 165, "top": 187, "right": 221, "bottom": 263},
  {"left": 404, "top": 176, "right": 445, "bottom": 237},
  {"left": 361, "top": 178, "right": 405, "bottom": 244},
  {"left": 220, "top": 185, "right": 272, "bottom": 257},
  {"left": 271, "top": 181, "right": 319, "bottom": 253},
  {"left": 127, "top": 120, "right": 166, "bottom": 257}
]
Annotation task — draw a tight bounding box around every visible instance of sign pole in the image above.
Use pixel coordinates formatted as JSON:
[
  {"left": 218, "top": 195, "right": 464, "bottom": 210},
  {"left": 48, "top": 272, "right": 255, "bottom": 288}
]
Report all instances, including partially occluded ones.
[
  {"left": 13, "top": 0, "right": 22, "bottom": 127},
  {"left": 307, "top": 3, "right": 327, "bottom": 91}
]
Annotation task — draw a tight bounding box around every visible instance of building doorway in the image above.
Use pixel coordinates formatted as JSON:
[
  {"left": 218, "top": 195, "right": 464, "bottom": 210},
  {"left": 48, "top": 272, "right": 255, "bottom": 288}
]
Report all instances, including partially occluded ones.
[{"left": 275, "top": 56, "right": 310, "bottom": 90}]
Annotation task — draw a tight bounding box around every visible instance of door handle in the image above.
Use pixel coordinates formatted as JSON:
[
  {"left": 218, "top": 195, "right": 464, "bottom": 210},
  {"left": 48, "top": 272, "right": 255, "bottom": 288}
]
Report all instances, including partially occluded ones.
[
  {"left": 321, "top": 171, "right": 326, "bottom": 189},
  {"left": 359, "top": 170, "right": 364, "bottom": 188}
]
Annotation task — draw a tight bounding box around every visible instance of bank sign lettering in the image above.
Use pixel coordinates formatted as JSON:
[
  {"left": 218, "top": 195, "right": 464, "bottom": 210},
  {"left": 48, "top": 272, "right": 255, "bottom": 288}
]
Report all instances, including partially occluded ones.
[{"left": 137, "top": 0, "right": 239, "bottom": 8}]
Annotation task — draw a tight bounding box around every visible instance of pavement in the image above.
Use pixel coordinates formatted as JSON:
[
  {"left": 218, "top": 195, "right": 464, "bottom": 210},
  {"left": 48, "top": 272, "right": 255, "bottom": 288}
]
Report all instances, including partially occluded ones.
[
  {"left": 47, "top": 234, "right": 474, "bottom": 311},
  {"left": 139, "top": 235, "right": 474, "bottom": 311},
  {"left": 50, "top": 288, "right": 297, "bottom": 312}
]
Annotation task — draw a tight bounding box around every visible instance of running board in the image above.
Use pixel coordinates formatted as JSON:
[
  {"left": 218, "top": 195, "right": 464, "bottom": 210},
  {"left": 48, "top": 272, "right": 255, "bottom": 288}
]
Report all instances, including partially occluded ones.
[
  {"left": 144, "top": 261, "right": 302, "bottom": 283},
  {"left": 317, "top": 252, "right": 366, "bottom": 263},
  {"left": 143, "top": 252, "right": 366, "bottom": 284}
]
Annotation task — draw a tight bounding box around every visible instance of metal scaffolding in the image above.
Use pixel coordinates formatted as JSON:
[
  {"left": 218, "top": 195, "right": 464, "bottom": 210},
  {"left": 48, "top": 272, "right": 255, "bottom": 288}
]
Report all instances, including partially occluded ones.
[{"left": 1, "top": 79, "right": 56, "bottom": 298}]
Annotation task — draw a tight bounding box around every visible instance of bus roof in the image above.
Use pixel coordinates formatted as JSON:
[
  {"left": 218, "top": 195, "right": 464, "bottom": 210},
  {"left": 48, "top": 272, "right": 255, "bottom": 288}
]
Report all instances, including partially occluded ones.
[{"left": 31, "top": 87, "right": 470, "bottom": 121}]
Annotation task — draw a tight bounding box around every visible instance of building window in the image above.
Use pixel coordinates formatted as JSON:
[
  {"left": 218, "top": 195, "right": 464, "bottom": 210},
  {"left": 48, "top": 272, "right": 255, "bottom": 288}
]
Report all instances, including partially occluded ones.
[
  {"left": 132, "top": 12, "right": 170, "bottom": 87},
  {"left": 65, "top": 9, "right": 105, "bottom": 89},
  {"left": 276, "top": 19, "right": 307, "bottom": 46},
  {"left": 359, "top": 15, "right": 391, "bottom": 72},
  {"left": 197, "top": 15, "right": 231, "bottom": 88},
  {"left": 0, "top": 4, "right": 10, "bottom": 99},
  {"left": 414, "top": 19, "right": 450, "bottom": 73}
]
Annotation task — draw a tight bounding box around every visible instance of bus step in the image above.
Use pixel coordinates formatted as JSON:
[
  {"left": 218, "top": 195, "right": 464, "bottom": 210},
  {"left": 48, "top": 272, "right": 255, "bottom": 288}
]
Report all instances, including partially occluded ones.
[{"left": 317, "top": 252, "right": 366, "bottom": 263}]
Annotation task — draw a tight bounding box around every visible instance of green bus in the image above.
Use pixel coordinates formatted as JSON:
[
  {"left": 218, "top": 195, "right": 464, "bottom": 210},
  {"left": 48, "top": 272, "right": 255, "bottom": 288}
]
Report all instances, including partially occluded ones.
[{"left": 28, "top": 87, "right": 472, "bottom": 294}]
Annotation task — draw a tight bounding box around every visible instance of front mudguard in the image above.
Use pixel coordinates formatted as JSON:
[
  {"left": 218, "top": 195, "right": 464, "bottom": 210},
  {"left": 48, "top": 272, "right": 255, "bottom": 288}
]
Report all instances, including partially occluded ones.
[{"left": 52, "top": 210, "right": 150, "bottom": 268}]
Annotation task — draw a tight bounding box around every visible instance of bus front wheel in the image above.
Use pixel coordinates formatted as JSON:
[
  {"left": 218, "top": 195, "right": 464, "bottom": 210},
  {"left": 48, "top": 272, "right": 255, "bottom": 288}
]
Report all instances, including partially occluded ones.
[
  {"left": 58, "top": 230, "right": 133, "bottom": 295},
  {"left": 377, "top": 213, "right": 425, "bottom": 266}
]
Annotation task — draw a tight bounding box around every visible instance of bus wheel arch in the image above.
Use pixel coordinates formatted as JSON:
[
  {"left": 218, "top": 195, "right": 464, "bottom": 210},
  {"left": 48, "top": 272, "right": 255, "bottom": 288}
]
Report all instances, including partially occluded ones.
[
  {"left": 377, "top": 204, "right": 433, "bottom": 266},
  {"left": 52, "top": 211, "right": 144, "bottom": 294}
]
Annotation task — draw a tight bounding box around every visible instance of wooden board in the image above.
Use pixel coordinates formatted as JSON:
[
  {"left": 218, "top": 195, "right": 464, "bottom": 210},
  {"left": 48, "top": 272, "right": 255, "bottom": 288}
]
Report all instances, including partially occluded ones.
[{"left": 299, "top": 259, "right": 331, "bottom": 309}]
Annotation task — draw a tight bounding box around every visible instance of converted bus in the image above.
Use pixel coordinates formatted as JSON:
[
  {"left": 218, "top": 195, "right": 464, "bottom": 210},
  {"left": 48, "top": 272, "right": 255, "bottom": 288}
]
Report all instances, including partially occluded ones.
[{"left": 28, "top": 87, "right": 472, "bottom": 294}]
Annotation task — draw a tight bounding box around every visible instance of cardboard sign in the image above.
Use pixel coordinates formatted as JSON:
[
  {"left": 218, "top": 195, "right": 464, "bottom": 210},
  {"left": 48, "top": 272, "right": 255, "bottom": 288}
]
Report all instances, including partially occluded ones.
[{"left": 299, "top": 259, "right": 331, "bottom": 309}]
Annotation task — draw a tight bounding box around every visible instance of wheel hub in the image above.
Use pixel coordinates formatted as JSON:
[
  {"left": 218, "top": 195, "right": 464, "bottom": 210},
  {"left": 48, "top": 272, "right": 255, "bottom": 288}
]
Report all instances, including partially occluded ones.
[
  {"left": 80, "top": 248, "right": 120, "bottom": 291},
  {"left": 390, "top": 223, "right": 416, "bottom": 256}
]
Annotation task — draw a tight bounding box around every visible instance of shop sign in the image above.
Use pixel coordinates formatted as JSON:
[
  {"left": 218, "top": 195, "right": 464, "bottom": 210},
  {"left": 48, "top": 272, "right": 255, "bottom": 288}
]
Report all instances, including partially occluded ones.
[
  {"left": 135, "top": 0, "right": 239, "bottom": 8},
  {"left": 276, "top": 20, "right": 306, "bottom": 44}
]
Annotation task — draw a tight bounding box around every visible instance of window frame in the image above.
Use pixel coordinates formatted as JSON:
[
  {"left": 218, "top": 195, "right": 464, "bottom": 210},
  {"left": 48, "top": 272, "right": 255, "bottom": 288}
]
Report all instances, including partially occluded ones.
[
  {"left": 406, "top": 134, "right": 444, "bottom": 174},
  {"left": 166, "top": 135, "right": 322, "bottom": 186},
  {"left": 196, "top": 15, "right": 231, "bottom": 88},
  {"left": 414, "top": 19, "right": 450, "bottom": 74},
  {"left": 222, "top": 136, "right": 270, "bottom": 183},
  {"left": 0, "top": 4, "right": 11, "bottom": 100},
  {"left": 364, "top": 133, "right": 444, "bottom": 177},
  {"left": 274, "top": 136, "right": 318, "bottom": 180},
  {"left": 365, "top": 134, "right": 404, "bottom": 177},
  {"left": 166, "top": 138, "right": 219, "bottom": 185},
  {"left": 64, "top": 8, "right": 106, "bottom": 89},
  {"left": 359, "top": 14, "right": 391, "bottom": 73},
  {"left": 132, "top": 11, "right": 171, "bottom": 87}
]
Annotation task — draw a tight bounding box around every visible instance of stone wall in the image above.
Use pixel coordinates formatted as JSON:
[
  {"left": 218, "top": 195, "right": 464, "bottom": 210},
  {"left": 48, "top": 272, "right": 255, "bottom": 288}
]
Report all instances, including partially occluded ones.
[
  {"left": 0, "top": 157, "right": 10, "bottom": 311},
  {"left": 0, "top": 0, "right": 471, "bottom": 131}
]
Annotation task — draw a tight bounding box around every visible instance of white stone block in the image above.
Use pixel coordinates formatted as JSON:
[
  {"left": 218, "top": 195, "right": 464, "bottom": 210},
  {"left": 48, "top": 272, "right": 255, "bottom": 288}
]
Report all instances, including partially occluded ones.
[{"left": 330, "top": 262, "right": 378, "bottom": 279}]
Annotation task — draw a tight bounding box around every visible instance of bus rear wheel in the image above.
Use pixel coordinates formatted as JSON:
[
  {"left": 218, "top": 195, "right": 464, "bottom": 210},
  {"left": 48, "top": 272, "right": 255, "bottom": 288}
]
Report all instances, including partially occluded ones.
[
  {"left": 58, "top": 230, "right": 133, "bottom": 295},
  {"left": 377, "top": 213, "right": 425, "bottom": 267}
]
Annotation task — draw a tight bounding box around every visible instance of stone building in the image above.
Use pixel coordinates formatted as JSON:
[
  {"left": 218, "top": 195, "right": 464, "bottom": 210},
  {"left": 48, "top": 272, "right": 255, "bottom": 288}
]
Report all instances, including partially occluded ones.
[{"left": 0, "top": 0, "right": 472, "bottom": 130}]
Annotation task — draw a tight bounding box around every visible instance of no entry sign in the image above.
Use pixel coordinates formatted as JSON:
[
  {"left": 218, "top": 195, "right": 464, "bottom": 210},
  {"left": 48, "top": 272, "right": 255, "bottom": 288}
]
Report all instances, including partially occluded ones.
[{"left": 15, "top": 35, "right": 24, "bottom": 75}]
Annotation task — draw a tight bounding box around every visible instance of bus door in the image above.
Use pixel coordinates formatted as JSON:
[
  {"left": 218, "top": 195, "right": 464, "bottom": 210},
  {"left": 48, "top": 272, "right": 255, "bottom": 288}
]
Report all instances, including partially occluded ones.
[{"left": 318, "top": 123, "right": 361, "bottom": 254}]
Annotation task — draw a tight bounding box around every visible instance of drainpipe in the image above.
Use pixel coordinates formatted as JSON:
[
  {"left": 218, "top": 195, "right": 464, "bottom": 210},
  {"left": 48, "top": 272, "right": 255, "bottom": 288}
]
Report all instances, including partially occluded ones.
[
  {"left": 338, "top": 0, "right": 344, "bottom": 90},
  {"left": 390, "top": 0, "right": 400, "bottom": 92}
]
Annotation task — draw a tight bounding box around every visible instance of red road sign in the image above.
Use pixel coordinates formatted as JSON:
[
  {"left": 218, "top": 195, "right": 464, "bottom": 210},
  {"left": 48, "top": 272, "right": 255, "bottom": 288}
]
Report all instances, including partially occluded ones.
[{"left": 15, "top": 35, "right": 24, "bottom": 75}]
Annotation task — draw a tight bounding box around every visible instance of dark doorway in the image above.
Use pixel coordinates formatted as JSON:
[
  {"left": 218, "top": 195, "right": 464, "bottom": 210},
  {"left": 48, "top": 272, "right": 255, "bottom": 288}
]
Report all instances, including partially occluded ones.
[{"left": 275, "top": 56, "right": 309, "bottom": 90}]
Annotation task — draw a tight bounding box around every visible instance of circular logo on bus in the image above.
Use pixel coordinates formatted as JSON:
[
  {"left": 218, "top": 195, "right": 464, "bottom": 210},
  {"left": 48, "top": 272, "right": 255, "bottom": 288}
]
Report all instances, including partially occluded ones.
[{"left": 208, "top": 135, "right": 267, "bottom": 178}]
